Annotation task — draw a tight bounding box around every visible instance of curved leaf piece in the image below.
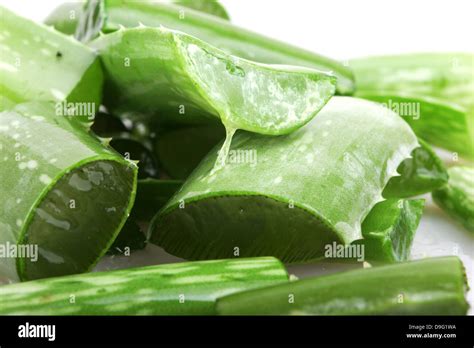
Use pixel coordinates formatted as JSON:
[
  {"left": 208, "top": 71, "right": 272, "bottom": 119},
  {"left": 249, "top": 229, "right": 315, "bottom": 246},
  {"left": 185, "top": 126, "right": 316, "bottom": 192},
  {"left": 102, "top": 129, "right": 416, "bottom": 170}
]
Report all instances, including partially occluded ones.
[
  {"left": 91, "top": 26, "right": 336, "bottom": 136},
  {"left": 149, "top": 97, "right": 419, "bottom": 263},
  {"left": 0, "top": 102, "right": 137, "bottom": 281},
  {"left": 383, "top": 139, "right": 448, "bottom": 198},
  {"left": 216, "top": 257, "right": 469, "bottom": 315},
  {"left": 433, "top": 166, "right": 474, "bottom": 232},
  {"left": 351, "top": 53, "right": 474, "bottom": 159},
  {"left": 45, "top": 0, "right": 230, "bottom": 37},
  {"left": 0, "top": 6, "right": 103, "bottom": 115},
  {"left": 356, "top": 199, "right": 425, "bottom": 263},
  {"left": 0, "top": 257, "right": 288, "bottom": 315}
]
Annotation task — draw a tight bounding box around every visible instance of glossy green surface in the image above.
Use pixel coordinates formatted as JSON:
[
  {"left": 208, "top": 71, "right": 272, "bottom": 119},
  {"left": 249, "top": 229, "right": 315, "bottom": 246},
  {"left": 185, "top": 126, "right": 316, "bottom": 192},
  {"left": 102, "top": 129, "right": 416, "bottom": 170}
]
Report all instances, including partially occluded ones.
[
  {"left": 91, "top": 26, "right": 336, "bottom": 135},
  {"left": 91, "top": 0, "right": 353, "bottom": 94},
  {"left": 0, "top": 257, "right": 288, "bottom": 315},
  {"left": 150, "top": 97, "right": 419, "bottom": 262},
  {"left": 433, "top": 166, "right": 474, "bottom": 232},
  {"left": 45, "top": 0, "right": 230, "bottom": 37},
  {"left": 216, "top": 257, "right": 469, "bottom": 315},
  {"left": 0, "top": 102, "right": 137, "bottom": 281},
  {"left": 0, "top": 6, "right": 103, "bottom": 115},
  {"left": 351, "top": 53, "right": 474, "bottom": 159},
  {"left": 383, "top": 139, "right": 448, "bottom": 198},
  {"left": 357, "top": 199, "right": 425, "bottom": 262}
]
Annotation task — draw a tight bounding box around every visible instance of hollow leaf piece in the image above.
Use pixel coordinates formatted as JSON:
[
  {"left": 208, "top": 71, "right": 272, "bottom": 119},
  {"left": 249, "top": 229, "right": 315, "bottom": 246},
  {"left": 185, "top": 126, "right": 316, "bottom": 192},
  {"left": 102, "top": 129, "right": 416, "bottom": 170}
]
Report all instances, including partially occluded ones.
[
  {"left": 0, "top": 6, "right": 103, "bottom": 115},
  {"left": 356, "top": 199, "right": 425, "bottom": 263},
  {"left": 149, "top": 97, "right": 419, "bottom": 263},
  {"left": 91, "top": 26, "right": 336, "bottom": 137},
  {"left": 45, "top": 0, "right": 230, "bottom": 37},
  {"left": 216, "top": 257, "right": 469, "bottom": 315},
  {"left": 432, "top": 166, "right": 474, "bottom": 233},
  {"left": 0, "top": 257, "right": 288, "bottom": 315},
  {"left": 0, "top": 102, "right": 137, "bottom": 281},
  {"left": 351, "top": 53, "right": 474, "bottom": 159}
]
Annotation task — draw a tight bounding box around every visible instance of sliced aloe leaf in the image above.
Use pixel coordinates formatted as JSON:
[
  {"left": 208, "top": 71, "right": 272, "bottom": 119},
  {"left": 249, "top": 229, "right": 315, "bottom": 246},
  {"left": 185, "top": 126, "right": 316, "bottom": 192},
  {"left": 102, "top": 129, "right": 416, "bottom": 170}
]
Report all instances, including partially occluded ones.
[
  {"left": 91, "top": 27, "right": 336, "bottom": 136},
  {"left": 0, "top": 6, "right": 103, "bottom": 116},
  {"left": 0, "top": 102, "right": 137, "bottom": 281},
  {"left": 383, "top": 139, "right": 448, "bottom": 198},
  {"left": 101, "top": 0, "right": 353, "bottom": 94},
  {"left": 355, "top": 199, "right": 425, "bottom": 263},
  {"left": 45, "top": 0, "right": 230, "bottom": 37},
  {"left": 0, "top": 257, "right": 288, "bottom": 315},
  {"left": 433, "top": 166, "right": 474, "bottom": 233},
  {"left": 155, "top": 125, "right": 225, "bottom": 179},
  {"left": 149, "top": 97, "right": 419, "bottom": 263},
  {"left": 216, "top": 257, "right": 469, "bottom": 315},
  {"left": 351, "top": 53, "right": 474, "bottom": 159}
]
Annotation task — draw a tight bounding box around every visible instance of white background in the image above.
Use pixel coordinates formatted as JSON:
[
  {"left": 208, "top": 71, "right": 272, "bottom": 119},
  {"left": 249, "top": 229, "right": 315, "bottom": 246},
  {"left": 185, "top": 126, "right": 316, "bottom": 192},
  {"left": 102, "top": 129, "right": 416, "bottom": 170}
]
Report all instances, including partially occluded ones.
[{"left": 1, "top": 0, "right": 473, "bottom": 314}]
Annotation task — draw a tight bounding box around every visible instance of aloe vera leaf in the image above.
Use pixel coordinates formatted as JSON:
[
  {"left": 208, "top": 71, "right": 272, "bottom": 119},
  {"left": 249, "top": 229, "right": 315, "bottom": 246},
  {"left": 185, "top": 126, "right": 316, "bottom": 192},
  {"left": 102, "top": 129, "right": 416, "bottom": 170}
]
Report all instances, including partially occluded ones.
[
  {"left": 0, "top": 257, "right": 288, "bottom": 315},
  {"left": 432, "top": 166, "right": 474, "bottom": 232},
  {"left": 0, "top": 102, "right": 137, "bottom": 281},
  {"left": 91, "top": 27, "right": 336, "bottom": 137},
  {"left": 383, "top": 139, "right": 448, "bottom": 198},
  {"left": 0, "top": 6, "right": 103, "bottom": 115},
  {"left": 149, "top": 97, "right": 419, "bottom": 262},
  {"left": 45, "top": 0, "right": 230, "bottom": 37},
  {"left": 353, "top": 199, "right": 425, "bottom": 263},
  {"left": 78, "top": 0, "right": 353, "bottom": 94},
  {"left": 216, "top": 256, "right": 469, "bottom": 315},
  {"left": 155, "top": 125, "right": 225, "bottom": 179},
  {"left": 351, "top": 53, "right": 474, "bottom": 159}
]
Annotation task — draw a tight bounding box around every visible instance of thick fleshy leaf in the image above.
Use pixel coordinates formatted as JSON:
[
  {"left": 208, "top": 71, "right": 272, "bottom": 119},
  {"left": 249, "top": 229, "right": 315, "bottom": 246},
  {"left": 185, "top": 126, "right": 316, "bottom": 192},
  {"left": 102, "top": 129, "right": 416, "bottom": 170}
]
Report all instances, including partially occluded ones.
[
  {"left": 0, "top": 257, "right": 288, "bottom": 315},
  {"left": 216, "top": 257, "right": 469, "bottom": 315},
  {"left": 150, "top": 97, "right": 419, "bottom": 263},
  {"left": 433, "top": 166, "right": 474, "bottom": 232},
  {"left": 0, "top": 102, "right": 137, "bottom": 281},
  {"left": 351, "top": 53, "right": 474, "bottom": 159}
]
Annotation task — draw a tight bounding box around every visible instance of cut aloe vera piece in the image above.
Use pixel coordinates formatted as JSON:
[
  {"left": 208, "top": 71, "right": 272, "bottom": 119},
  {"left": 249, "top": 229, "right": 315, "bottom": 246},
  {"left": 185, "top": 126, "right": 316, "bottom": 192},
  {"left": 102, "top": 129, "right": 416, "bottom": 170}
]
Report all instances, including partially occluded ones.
[
  {"left": 0, "top": 257, "right": 288, "bottom": 315},
  {"left": 156, "top": 125, "right": 225, "bottom": 179},
  {"left": 433, "top": 166, "right": 474, "bottom": 233},
  {"left": 383, "top": 139, "right": 448, "bottom": 198},
  {"left": 0, "top": 6, "right": 103, "bottom": 115},
  {"left": 63, "top": 0, "right": 353, "bottom": 94},
  {"left": 351, "top": 53, "right": 474, "bottom": 159},
  {"left": 216, "top": 257, "right": 469, "bottom": 315},
  {"left": 0, "top": 102, "right": 137, "bottom": 281},
  {"left": 91, "top": 26, "right": 336, "bottom": 136},
  {"left": 149, "top": 97, "right": 419, "bottom": 262},
  {"left": 354, "top": 199, "right": 425, "bottom": 263},
  {"left": 45, "top": 0, "right": 230, "bottom": 37}
]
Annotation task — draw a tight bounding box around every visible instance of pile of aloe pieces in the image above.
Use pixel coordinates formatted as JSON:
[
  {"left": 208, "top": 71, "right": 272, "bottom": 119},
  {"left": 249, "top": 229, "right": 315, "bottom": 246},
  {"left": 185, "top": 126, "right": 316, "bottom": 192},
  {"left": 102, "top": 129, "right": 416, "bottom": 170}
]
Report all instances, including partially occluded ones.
[{"left": 0, "top": 0, "right": 472, "bottom": 315}]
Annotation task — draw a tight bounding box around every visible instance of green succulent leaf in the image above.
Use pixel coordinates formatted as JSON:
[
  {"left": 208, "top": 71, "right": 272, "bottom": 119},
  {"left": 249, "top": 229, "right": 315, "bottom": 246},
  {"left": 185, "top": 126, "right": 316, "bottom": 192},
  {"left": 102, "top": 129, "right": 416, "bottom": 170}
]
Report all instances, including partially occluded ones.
[
  {"left": 433, "top": 166, "right": 474, "bottom": 232},
  {"left": 0, "top": 6, "right": 103, "bottom": 117},
  {"left": 0, "top": 257, "right": 288, "bottom": 315},
  {"left": 216, "top": 257, "right": 469, "bottom": 315},
  {"left": 351, "top": 53, "right": 474, "bottom": 160},
  {"left": 0, "top": 102, "right": 137, "bottom": 281},
  {"left": 149, "top": 97, "right": 419, "bottom": 263}
]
